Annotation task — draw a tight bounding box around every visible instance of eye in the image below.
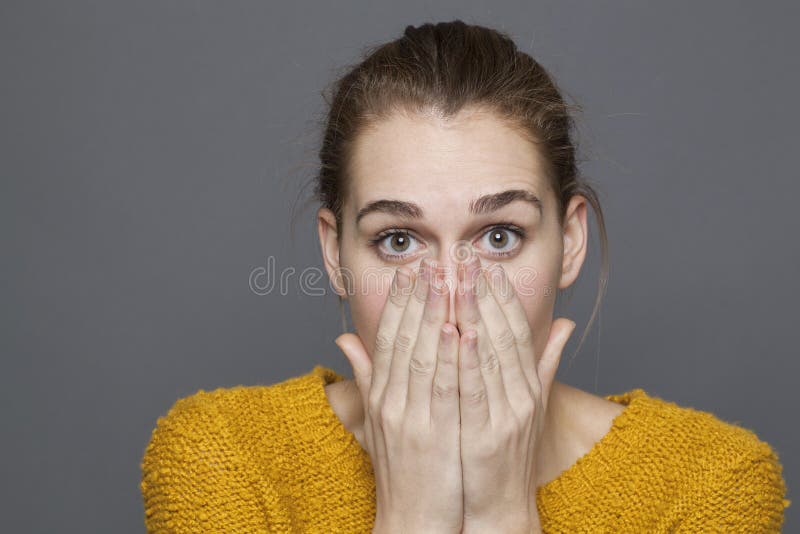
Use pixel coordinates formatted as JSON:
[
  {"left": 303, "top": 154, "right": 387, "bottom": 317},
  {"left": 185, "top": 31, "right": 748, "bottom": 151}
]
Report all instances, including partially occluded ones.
[
  {"left": 368, "top": 230, "right": 422, "bottom": 261},
  {"left": 476, "top": 224, "right": 526, "bottom": 257},
  {"left": 368, "top": 223, "right": 527, "bottom": 262}
]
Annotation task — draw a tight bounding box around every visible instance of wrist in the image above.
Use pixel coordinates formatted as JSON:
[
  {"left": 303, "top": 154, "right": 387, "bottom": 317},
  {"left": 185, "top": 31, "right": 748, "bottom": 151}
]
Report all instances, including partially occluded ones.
[
  {"left": 373, "top": 515, "right": 460, "bottom": 534},
  {"left": 463, "top": 510, "right": 542, "bottom": 534}
]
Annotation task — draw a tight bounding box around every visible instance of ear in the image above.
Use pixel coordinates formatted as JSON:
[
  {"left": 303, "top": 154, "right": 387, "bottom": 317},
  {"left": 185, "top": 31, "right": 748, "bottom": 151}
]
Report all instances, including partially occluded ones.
[
  {"left": 317, "top": 207, "right": 348, "bottom": 299},
  {"left": 558, "top": 195, "right": 589, "bottom": 290}
]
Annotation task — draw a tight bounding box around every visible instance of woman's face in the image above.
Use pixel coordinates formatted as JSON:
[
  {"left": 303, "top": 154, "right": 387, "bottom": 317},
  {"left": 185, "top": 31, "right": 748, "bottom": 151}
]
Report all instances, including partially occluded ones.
[{"left": 319, "top": 106, "right": 588, "bottom": 363}]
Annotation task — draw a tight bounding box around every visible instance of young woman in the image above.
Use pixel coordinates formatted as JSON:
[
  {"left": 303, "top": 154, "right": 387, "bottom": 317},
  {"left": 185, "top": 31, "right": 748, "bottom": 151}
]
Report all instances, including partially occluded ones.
[{"left": 141, "top": 20, "right": 790, "bottom": 533}]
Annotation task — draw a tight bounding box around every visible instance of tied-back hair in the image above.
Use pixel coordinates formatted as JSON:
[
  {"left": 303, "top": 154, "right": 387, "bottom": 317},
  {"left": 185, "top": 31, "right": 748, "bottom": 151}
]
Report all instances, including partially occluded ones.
[{"left": 294, "top": 20, "right": 609, "bottom": 367}]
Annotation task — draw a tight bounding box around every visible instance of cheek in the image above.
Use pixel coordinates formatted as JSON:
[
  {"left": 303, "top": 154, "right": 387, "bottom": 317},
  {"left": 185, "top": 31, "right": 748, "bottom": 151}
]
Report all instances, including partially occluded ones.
[
  {"left": 509, "top": 267, "right": 559, "bottom": 348},
  {"left": 347, "top": 272, "right": 393, "bottom": 360},
  {"left": 512, "top": 264, "right": 556, "bottom": 300}
]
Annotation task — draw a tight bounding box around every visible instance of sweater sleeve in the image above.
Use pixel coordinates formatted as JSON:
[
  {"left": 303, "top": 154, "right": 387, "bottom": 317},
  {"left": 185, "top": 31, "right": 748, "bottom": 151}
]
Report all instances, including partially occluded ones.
[
  {"left": 139, "top": 393, "right": 272, "bottom": 533},
  {"left": 676, "top": 447, "right": 791, "bottom": 533}
]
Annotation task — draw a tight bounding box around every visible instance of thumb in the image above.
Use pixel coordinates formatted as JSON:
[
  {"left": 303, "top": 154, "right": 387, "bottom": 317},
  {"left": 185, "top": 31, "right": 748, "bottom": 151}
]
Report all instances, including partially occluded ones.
[
  {"left": 334, "top": 332, "right": 372, "bottom": 405},
  {"left": 536, "top": 318, "right": 576, "bottom": 394}
]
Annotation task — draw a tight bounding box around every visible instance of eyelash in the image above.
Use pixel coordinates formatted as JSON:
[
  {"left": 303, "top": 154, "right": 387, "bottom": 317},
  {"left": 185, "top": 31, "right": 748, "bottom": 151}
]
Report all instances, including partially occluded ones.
[{"left": 368, "top": 223, "right": 527, "bottom": 261}]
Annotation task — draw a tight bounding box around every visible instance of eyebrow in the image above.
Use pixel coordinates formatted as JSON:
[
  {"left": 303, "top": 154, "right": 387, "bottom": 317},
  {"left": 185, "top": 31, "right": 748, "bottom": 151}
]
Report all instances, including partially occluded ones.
[{"left": 355, "top": 188, "right": 543, "bottom": 226}]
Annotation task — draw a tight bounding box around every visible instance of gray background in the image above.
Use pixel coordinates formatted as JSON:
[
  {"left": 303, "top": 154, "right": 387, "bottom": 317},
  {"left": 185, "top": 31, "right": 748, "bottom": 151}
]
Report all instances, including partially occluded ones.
[{"left": 1, "top": 1, "right": 797, "bottom": 532}]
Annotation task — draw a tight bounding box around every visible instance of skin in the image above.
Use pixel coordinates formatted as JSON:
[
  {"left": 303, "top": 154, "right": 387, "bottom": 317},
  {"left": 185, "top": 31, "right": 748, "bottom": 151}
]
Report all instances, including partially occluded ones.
[{"left": 317, "top": 105, "right": 626, "bottom": 528}]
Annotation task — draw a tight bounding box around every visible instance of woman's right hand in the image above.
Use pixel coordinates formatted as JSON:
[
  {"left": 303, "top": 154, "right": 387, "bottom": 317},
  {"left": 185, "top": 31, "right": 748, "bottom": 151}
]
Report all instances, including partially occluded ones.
[{"left": 335, "top": 257, "right": 463, "bottom": 534}]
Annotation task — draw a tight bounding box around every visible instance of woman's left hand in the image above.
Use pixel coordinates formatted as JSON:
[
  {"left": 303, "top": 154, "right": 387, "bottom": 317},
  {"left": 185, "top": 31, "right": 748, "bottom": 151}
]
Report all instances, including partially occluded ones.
[{"left": 454, "top": 257, "right": 576, "bottom": 533}]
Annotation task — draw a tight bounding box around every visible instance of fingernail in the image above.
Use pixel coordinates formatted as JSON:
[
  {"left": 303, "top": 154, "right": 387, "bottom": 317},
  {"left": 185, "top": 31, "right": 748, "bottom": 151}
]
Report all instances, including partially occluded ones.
[
  {"left": 429, "top": 276, "right": 443, "bottom": 299},
  {"left": 415, "top": 262, "right": 431, "bottom": 299},
  {"left": 431, "top": 268, "right": 443, "bottom": 289},
  {"left": 465, "top": 258, "right": 481, "bottom": 288},
  {"left": 475, "top": 269, "right": 488, "bottom": 297},
  {"left": 420, "top": 258, "right": 435, "bottom": 281},
  {"left": 396, "top": 267, "right": 411, "bottom": 289},
  {"left": 488, "top": 264, "right": 504, "bottom": 287}
]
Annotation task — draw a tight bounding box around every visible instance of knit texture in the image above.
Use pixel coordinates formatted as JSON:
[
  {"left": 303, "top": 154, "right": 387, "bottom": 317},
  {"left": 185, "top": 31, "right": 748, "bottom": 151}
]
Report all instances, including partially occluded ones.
[{"left": 140, "top": 365, "right": 791, "bottom": 533}]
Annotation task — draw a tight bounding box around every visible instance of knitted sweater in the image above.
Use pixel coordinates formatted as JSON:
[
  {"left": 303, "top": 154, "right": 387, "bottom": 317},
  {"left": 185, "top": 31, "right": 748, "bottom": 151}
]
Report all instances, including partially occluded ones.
[{"left": 140, "top": 365, "right": 791, "bottom": 533}]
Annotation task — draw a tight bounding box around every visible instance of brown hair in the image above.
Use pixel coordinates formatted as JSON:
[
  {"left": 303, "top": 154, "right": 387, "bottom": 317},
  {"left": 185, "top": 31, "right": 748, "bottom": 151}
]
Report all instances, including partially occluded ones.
[{"left": 295, "top": 20, "right": 609, "bottom": 367}]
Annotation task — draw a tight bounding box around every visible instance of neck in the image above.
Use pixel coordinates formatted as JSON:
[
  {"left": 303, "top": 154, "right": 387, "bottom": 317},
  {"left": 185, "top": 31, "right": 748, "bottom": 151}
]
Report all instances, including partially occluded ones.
[{"left": 534, "top": 379, "right": 571, "bottom": 487}]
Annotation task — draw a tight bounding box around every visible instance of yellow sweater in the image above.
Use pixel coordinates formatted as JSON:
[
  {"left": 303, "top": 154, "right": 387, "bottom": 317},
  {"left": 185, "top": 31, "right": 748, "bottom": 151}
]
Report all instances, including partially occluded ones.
[{"left": 140, "top": 365, "right": 791, "bottom": 533}]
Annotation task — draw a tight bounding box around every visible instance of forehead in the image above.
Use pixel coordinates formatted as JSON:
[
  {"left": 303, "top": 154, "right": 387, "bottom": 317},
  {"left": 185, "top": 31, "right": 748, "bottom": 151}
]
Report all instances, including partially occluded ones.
[{"left": 346, "top": 107, "right": 550, "bottom": 211}]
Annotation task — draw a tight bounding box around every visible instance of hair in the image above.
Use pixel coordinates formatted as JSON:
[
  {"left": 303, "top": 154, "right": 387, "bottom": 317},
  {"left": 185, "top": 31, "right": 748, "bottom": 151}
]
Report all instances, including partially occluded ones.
[{"left": 293, "top": 20, "right": 609, "bottom": 368}]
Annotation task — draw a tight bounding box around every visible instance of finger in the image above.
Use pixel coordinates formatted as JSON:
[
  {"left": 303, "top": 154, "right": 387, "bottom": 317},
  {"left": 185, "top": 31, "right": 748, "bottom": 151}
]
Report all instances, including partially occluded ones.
[
  {"left": 537, "top": 318, "right": 576, "bottom": 413},
  {"left": 486, "top": 263, "right": 539, "bottom": 392},
  {"left": 406, "top": 266, "right": 451, "bottom": 419},
  {"left": 384, "top": 257, "right": 434, "bottom": 412},
  {"left": 334, "top": 332, "right": 372, "bottom": 413},
  {"left": 454, "top": 257, "right": 508, "bottom": 421},
  {"left": 335, "top": 331, "right": 384, "bottom": 459},
  {"left": 369, "top": 265, "right": 415, "bottom": 406},
  {"left": 479, "top": 263, "right": 534, "bottom": 409},
  {"left": 429, "top": 322, "right": 460, "bottom": 428},
  {"left": 458, "top": 329, "right": 490, "bottom": 429}
]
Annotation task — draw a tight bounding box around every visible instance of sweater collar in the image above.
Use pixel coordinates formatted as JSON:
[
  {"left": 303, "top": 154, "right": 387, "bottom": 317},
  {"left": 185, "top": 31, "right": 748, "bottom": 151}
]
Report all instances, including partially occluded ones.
[{"left": 295, "top": 364, "right": 652, "bottom": 498}]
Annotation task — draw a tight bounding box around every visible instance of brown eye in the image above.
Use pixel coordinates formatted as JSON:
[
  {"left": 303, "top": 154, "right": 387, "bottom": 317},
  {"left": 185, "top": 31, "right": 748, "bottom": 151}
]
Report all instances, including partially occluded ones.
[
  {"left": 389, "top": 233, "right": 410, "bottom": 253},
  {"left": 476, "top": 225, "right": 524, "bottom": 257},
  {"left": 369, "top": 230, "right": 421, "bottom": 261},
  {"left": 489, "top": 229, "right": 508, "bottom": 249}
]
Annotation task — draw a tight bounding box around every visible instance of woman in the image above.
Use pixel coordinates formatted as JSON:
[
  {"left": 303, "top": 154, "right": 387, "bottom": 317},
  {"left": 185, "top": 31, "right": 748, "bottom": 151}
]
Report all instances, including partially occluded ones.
[{"left": 140, "top": 20, "right": 790, "bottom": 532}]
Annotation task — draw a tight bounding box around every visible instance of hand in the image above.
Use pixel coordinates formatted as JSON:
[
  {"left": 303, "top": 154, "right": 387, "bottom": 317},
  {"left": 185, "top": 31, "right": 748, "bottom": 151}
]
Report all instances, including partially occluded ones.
[
  {"left": 335, "top": 258, "right": 464, "bottom": 533},
  {"left": 454, "top": 255, "right": 576, "bottom": 532}
]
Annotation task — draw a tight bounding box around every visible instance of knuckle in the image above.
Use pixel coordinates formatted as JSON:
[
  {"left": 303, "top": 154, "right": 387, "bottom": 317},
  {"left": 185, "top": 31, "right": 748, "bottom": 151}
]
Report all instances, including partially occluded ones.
[
  {"left": 437, "top": 349, "right": 456, "bottom": 367},
  {"left": 516, "top": 398, "right": 536, "bottom": 420},
  {"left": 408, "top": 355, "right": 435, "bottom": 376},
  {"left": 465, "top": 387, "right": 487, "bottom": 406},
  {"left": 492, "top": 328, "right": 516, "bottom": 351},
  {"left": 480, "top": 351, "right": 500, "bottom": 373},
  {"left": 431, "top": 380, "right": 458, "bottom": 400},
  {"left": 388, "top": 289, "right": 407, "bottom": 307},
  {"left": 367, "top": 392, "right": 383, "bottom": 415},
  {"left": 374, "top": 331, "right": 395, "bottom": 353},
  {"left": 394, "top": 333, "right": 414, "bottom": 354},
  {"left": 420, "top": 309, "right": 442, "bottom": 329},
  {"left": 515, "top": 327, "right": 533, "bottom": 347},
  {"left": 379, "top": 404, "right": 401, "bottom": 429}
]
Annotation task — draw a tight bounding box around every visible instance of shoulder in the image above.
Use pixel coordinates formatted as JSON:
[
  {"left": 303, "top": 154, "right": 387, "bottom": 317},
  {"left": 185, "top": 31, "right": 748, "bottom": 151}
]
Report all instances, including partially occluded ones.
[
  {"left": 140, "top": 369, "right": 334, "bottom": 531},
  {"left": 672, "top": 409, "right": 790, "bottom": 531},
  {"left": 141, "top": 365, "right": 349, "bottom": 475},
  {"left": 142, "top": 381, "right": 282, "bottom": 447},
  {"left": 141, "top": 369, "right": 329, "bottom": 460},
  {"left": 570, "top": 384, "right": 788, "bottom": 495},
  {"left": 618, "top": 389, "right": 791, "bottom": 530},
  {"left": 139, "top": 381, "right": 284, "bottom": 490},
  {"left": 629, "top": 390, "right": 784, "bottom": 463}
]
